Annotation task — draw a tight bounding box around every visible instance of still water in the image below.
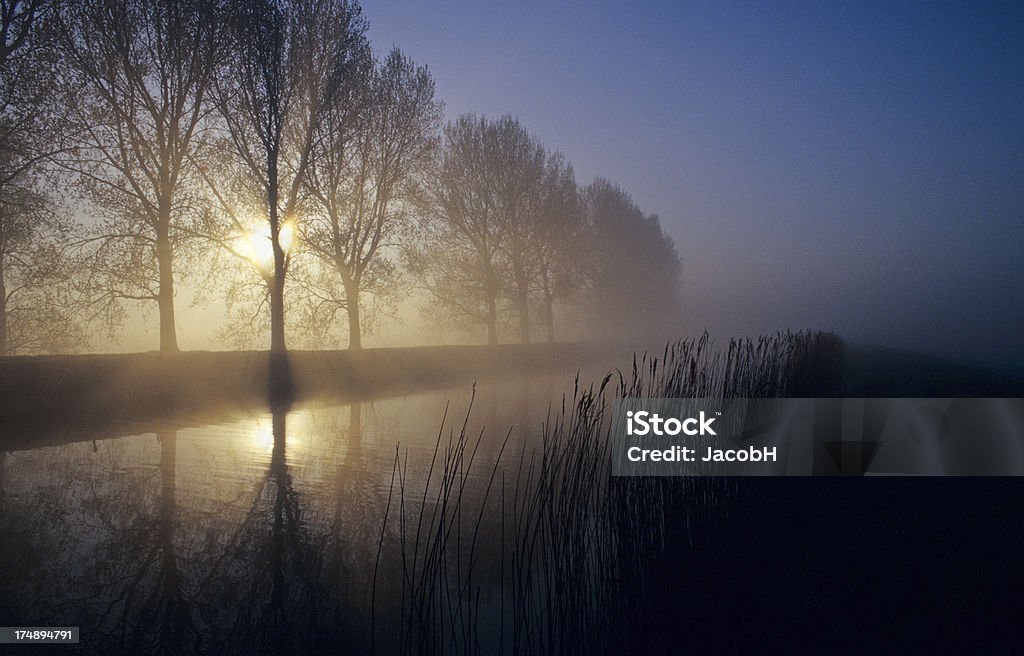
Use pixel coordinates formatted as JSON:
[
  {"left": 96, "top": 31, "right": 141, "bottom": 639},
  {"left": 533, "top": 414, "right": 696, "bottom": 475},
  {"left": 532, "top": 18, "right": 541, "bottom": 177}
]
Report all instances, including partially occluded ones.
[{"left": 0, "top": 370, "right": 613, "bottom": 654}]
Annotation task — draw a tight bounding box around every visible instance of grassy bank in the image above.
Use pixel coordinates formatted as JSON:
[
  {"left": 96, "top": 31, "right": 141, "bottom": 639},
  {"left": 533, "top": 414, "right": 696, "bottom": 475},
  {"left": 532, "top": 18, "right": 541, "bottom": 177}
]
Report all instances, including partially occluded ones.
[{"left": 0, "top": 343, "right": 613, "bottom": 447}]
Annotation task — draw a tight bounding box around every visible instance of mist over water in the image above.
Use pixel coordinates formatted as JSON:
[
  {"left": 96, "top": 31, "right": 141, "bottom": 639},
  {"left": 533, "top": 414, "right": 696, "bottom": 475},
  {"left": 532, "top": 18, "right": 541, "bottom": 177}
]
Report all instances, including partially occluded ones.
[{"left": 1, "top": 370, "right": 724, "bottom": 653}]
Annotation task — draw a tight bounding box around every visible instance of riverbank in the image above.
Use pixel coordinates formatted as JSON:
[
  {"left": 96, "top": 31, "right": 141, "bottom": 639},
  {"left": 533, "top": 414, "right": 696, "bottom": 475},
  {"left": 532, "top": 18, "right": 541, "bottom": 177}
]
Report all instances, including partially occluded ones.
[
  {"left": 4, "top": 339, "right": 1021, "bottom": 452},
  {"left": 843, "top": 343, "right": 1024, "bottom": 397},
  {"left": 0, "top": 343, "right": 615, "bottom": 446}
]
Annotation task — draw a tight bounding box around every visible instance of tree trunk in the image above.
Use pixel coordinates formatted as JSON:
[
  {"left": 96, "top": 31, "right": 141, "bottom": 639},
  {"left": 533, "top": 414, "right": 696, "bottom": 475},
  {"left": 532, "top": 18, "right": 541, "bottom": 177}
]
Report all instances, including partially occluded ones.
[
  {"left": 268, "top": 249, "right": 292, "bottom": 404},
  {"left": 266, "top": 158, "right": 292, "bottom": 405},
  {"left": 343, "top": 276, "right": 362, "bottom": 350},
  {"left": 541, "top": 268, "right": 555, "bottom": 342},
  {"left": 513, "top": 259, "right": 530, "bottom": 344},
  {"left": 0, "top": 265, "right": 7, "bottom": 356},
  {"left": 268, "top": 157, "right": 287, "bottom": 356},
  {"left": 270, "top": 267, "right": 286, "bottom": 353},
  {"left": 544, "top": 290, "right": 555, "bottom": 343},
  {"left": 155, "top": 226, "right": 179, "bottom": 354},
  {"left": 485, "top": 281, "right": 498, "bottom": 346}
]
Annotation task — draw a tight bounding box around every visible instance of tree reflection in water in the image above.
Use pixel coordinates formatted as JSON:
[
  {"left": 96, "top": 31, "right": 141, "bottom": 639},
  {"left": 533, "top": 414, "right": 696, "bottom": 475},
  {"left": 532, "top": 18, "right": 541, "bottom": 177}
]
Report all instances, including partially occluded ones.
[
  {"left": 129, "top": 430, "right": 199, "bottom": 653},
  {"left": 0, "top": 379, "right": 590, "bottom": 655},
  {"left": 200, "top": 409, "right": 337, "bottom": 654},
  {"left": 0, "top": 405, "right": 383, "bottom": 654}
]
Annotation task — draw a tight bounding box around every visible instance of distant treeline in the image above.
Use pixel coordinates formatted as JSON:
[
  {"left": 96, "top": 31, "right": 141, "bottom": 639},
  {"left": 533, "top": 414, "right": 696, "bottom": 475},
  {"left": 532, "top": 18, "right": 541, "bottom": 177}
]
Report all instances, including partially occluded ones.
[{"left": 0, "top": 0, "right": 683, "bottom": 355}]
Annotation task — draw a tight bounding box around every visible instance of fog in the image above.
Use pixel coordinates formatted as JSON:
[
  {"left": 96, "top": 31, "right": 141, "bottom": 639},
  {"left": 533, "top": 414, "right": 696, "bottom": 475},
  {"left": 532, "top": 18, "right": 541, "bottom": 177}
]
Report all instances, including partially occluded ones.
[
  {"left": 5, "top": 4, "right": 1023, "bottom": 654},
  {"left": 364, "top": 1, "right": 1024, "bottom": 369},
  {"left": 4, "top": 0, "right": 1022, "bottom": 373}
]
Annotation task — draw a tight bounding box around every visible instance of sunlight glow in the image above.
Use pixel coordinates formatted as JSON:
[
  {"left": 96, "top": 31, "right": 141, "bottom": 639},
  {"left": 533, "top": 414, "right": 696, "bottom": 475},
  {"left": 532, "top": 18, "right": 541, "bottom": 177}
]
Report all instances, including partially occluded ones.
[
  {"left": 235, "top": 218, "right": 297, "bottom": 272},
  {"left": 280, "top": 219, "right": 296, "bottom": 253},
  {"left": 250, "top": 418, "right": 275, "bottom": 453}
]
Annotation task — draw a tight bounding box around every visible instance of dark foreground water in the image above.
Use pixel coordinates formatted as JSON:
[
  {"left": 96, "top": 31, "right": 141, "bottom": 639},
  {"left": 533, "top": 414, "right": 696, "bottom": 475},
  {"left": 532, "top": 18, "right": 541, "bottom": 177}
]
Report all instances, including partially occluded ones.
[
  {"left": 2, "top": 367, "right": 1023, "bottom": 653},
  {"left": 0, "top": 370, "right": 657, "bottom": 654}
]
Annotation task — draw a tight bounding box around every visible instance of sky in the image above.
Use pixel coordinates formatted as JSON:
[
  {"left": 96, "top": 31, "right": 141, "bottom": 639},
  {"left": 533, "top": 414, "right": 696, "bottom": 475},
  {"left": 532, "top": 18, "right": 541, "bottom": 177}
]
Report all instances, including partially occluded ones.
[{"left": 358, "top": 0, "right": 1024, "bottom": 368}]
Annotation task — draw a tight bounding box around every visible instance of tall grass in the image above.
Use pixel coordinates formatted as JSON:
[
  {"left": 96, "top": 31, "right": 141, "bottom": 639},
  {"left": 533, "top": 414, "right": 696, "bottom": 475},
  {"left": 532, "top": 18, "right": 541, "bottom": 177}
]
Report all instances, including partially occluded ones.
[{"left": 371, "top": 331, "right": 844, "bottom": 655}]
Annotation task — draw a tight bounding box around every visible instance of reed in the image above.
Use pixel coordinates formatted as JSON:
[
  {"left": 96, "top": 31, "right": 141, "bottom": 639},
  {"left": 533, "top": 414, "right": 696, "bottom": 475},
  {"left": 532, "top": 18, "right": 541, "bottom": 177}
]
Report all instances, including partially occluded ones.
[{"left": 372, "top": 331, "right": 844, "bottom": 655}]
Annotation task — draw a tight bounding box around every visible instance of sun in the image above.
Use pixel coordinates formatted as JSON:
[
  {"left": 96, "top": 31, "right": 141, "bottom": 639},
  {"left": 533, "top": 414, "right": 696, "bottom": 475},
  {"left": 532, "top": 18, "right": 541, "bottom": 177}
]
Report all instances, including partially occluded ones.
[{"left": 235, "top": 218, "right": 296, "bottom": 273}]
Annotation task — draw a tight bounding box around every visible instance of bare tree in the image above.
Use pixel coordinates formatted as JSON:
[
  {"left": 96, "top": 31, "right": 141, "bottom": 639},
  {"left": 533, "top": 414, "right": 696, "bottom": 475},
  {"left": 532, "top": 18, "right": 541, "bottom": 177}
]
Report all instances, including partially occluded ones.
[
  {"left": 412, "top": 114, "right": 576, "bottom": 346},
  {"left": 301, "top": 47, "right": 440, "bottom": 349},
  {"left": 56, "top": 0, "right": 225, "bottom": 353},
  {"left": 533, "top": 151, "right": 582, "bottom": 342},
  {"left": 206, "top": 0, "right": 368, "bottom": 356},
  {"left": 581, "top": 177, "right": 683, "bottom": 341},
  {"left": 409, "top": 114, "right": 506, "bottom": 344},
  {"left": 490, "top": 115, "right": 546, "bottom": 344},
  {"left": 0, "top": 0, "right": 82, "bottom": 354},
  {"left": 0, "top": 177, "right": 83, "bottom": 354},
  {"left": 0, "top": 1, "right": 46, "bottom": 68}
]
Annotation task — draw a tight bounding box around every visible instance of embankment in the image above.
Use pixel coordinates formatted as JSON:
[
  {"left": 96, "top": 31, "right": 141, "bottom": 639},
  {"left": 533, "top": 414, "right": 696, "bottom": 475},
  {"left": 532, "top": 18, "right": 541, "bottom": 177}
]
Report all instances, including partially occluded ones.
[{"left": 0, "top": 343, "right": 613, "bottom": 449}]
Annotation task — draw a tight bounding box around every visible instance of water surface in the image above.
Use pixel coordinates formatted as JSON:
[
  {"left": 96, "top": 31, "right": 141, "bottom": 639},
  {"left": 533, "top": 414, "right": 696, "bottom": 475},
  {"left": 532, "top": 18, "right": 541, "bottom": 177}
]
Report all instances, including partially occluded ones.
[{"left": 0, "top": 371, "right": 596, "bottom": 653}]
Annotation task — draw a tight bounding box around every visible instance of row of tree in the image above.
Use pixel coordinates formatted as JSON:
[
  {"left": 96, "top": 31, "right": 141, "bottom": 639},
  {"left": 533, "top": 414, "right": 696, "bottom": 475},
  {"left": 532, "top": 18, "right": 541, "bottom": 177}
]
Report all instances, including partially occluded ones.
[{"left": 0, "top": 0, "right": 683, "bottom": 356}]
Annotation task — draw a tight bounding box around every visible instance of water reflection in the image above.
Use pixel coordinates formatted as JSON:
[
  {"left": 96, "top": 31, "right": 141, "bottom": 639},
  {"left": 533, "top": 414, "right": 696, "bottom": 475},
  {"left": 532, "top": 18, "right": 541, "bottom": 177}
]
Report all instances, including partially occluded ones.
[
  {"left": 144, "top": 430, "right": 194, "bottom": 652},
  {"left": 221, "top": 409, "right": 328, "bottom": 654},
  {"left": 0, "top": 374, "right": 594, "bottom": 654}
]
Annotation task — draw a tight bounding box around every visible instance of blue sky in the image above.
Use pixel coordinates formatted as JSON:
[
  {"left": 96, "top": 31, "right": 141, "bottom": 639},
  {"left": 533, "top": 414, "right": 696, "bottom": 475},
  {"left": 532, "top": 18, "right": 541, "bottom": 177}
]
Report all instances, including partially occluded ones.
[{"left": 364, "top": 1, "right": 1024, "bottom": 366}]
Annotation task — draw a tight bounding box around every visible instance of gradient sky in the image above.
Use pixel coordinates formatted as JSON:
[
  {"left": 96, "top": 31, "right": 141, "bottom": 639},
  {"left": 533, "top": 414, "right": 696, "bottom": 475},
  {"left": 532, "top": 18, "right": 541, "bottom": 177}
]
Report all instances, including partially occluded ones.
[{"left": 363, "top": 0, "right": 1024, "bottom": 367}]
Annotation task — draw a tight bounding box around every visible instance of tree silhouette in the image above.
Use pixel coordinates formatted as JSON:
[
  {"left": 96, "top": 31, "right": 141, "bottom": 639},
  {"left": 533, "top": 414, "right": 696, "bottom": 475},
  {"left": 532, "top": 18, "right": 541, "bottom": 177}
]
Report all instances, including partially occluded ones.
[
  {"left": 490, "top": 116, "right": 547, "bottom": 344},
  {"left": 0, "top": 0, "right": 686, "bottom": 355},
  {"left": 409, "top": 114, "right": 509, "bottom": 344},
  {"left": 411, "top": 114, "right": 588, "bottom": 345},
  {"left": 57, "top": 0, "right": 225, "bottom": 353},
  {"left": 206, "top": 0, "right": 368, "bottom": 356},
  {"left": 533, "top": 152, "right": 582, "bottom": 342},
  {"left": 582, "top": 178, "right": 683, "bottom": 341},
  {"left": 0, "top": 0, "right": 82, "bottom": 354},
  {"left": 0, "top": 173, "right": 81, "bottom": 353},
  {"left": 301, "top": 47, "right": 440, "bottom": 350}
]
